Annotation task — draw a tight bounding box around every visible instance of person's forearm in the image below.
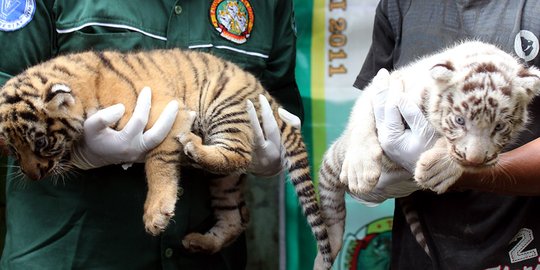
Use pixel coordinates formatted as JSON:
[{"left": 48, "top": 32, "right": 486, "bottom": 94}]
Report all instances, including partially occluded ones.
[{"left": 455, "top": 137, "right": 540, "bottom": 196}]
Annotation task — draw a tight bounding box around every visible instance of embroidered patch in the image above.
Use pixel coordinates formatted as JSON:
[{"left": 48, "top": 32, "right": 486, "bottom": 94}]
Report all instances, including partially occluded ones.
[
  {"left": 0, "top": 0, "right": 35, "bottom": 32},
  {"left": 514, "top": 30, "right": 539, "bottom": 62},
  {"left": 210, "top": 0, "right": 254, "bottom": 44}
]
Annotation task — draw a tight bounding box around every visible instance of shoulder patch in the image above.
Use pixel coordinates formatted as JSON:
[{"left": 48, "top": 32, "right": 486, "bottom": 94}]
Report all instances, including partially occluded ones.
[
  {"left": 514, "top": 30, "right": 539, "bottom": 62},
  {"left": 0, "top": 0, "right": 36, "bottom": 32},
  {"left": 209, "top": 0, "right": 254, "bottom": 44}
]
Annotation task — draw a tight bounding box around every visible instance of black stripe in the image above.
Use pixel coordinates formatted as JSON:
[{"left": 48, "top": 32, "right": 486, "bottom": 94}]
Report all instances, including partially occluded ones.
[
  {"left": 212, "top": 127, "right": 243, "bottom": 135},
  {"left": 3, "top": 95, "right": 23, "bottom": 104},
  {"left": 52, "top": 65, "right": 74, "bottom": 77},
  {"left": 208, "top": 118, "right": 250, "bottom": 133},
  {"left": 19, "top": 111, "right": 38, "bottom": 122},
  {"left": 96, "top": 52, "right": 137, "bottom": 94},
  {"left": 303, "top": 203, "right": 319, "bottom": 216},
  {"left": 291, "top": 172, "right": 311, "bottom": 185},
  {"left": 58, "top": 118, "right": 82, "bottom": 133},
  {"left": 289, "top": 159, "right": 309, "bottom": 173},
  {"left": 35, "top": 72, "right": 48, "bottom": 85}
]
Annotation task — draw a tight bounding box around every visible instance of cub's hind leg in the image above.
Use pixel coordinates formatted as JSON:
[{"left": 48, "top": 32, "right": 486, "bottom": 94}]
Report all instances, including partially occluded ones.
[
  {"left": 177, "top": 110, "right": 253, "bottom": 175},
  {"left": 182, "top": 174, "right": 249, "bottom": 254},
  {"left": 315, "top": 141, "right": 348, "bottom": 268}
]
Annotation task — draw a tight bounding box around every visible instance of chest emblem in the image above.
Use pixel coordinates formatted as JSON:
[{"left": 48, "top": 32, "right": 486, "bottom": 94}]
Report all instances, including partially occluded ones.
[
  {"left": 210, "top": 0, "right": 254, "bottom": 44},
  {"left": 0, "top": 0, "right": 35, "bottom": 32}
]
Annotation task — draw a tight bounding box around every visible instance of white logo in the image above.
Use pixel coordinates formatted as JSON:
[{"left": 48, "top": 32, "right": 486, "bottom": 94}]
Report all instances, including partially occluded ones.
[
  {"left": 0, "top": 0, "right": 35, "bottom": 32},
  {"left": 1, "top": 0, "right": 21, "bottom": 18},
  {"left": 508, "top": 228, "right": 538, "bottom": 263},
  {"left": 514, "top": 30, "right": 539, "bottom": 62}
]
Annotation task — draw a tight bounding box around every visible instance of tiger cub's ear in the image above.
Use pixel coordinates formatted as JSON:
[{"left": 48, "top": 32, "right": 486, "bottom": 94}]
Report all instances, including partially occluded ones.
[
  {"left": 46, "top": 84, "right": 75, "bottom": 112},
  {"left": 514, "top": 66, "right": 540, "bottom": 99},
  {"left": 430, "top": 61, "right": 455, "bottom": 82}
]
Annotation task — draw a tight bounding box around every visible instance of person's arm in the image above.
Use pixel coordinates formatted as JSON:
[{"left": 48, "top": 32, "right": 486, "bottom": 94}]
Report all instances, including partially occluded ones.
[
  {"left": 353, "top": 0, "right": 396, "bottom": 90},
  {"left": 259, "top": 0, "right": 303, "bottom": 121},
  {"left": 455, "top": 138, "right": 540, "bottom": 196}
]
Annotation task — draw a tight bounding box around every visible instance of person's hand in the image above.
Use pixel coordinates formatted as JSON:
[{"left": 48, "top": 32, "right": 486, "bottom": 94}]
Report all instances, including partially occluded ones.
[
  {"left": 71, "top": 87, "right": 179, "bottom": 170},
  {"left": 374, "top": 76, "right": 438, "bottom": 173},
  {"left": 246, "top": 94, "right": 301, "bottom": 177},
  {"left": 350, "top": 170, "right": 420, "bottom": 206}
]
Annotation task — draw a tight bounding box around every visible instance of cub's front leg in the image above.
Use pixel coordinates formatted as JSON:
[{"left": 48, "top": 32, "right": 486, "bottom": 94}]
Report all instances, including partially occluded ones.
[
  {"left": 414, "top": 138, "right": 463, "bottom": 193},
  {"left": 143, "top": 109, "right": 196, "bottom": 235},
  {"left": 144, "top": 144, "right": 180, "bottom": 235},
  {"left": 339, "top": 71, "right": 391, "bottom": 194}
]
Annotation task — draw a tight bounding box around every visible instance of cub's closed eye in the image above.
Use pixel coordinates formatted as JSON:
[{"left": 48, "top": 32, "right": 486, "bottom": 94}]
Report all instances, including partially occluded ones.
[
  {"left": 494, "top": 123, "right": 505, "bottom": 131},
  {"left": 35, "top": 136, "right": 48, "bottom": 150}
]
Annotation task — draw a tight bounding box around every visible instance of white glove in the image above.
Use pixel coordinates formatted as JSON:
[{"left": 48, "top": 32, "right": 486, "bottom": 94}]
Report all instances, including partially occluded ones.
[
  {"left": 350, "top": 170, "right": 419, "bottom": 207},
  {"left": 246, "top": 94, "right": 301, "bottom": 177},
  {"left": 71, "top": 87, "right": 179, "bottom": 170},
  {"left": 350, "top": 69, "right": 437, "bottom": 206},
  {"left": 374, "top": 78, "right": 438, "bottom": 173}
]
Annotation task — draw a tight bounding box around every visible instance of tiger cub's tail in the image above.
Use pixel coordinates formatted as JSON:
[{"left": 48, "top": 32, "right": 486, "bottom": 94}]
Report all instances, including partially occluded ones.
[
  {"left": 400, "top": 196, "right": 431, "bottom": 258},
  {"left": 273, "top": 103, "right": 333, "bottom": 269}
]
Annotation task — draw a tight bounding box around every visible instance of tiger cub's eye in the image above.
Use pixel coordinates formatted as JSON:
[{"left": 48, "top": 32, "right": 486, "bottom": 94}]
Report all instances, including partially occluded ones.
[
  {"left": 455, "top": 115, "right": 465, "bottom": 125},
  {"left": 35, "top": 136, "right": 48, "bottom": 150}
]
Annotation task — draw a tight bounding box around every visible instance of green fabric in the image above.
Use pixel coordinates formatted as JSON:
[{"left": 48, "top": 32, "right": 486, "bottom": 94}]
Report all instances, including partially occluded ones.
[
  {"left": 0, "top": 1, "right": 301, "bottom": 269},
  {"left": 286, "top": 1, "right": 318, "bottom": 269}
]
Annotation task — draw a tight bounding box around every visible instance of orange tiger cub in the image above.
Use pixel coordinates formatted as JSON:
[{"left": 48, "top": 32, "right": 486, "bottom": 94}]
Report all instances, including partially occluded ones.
[{"left": 0, "top": 49, "right": 333, "bottom": 269}]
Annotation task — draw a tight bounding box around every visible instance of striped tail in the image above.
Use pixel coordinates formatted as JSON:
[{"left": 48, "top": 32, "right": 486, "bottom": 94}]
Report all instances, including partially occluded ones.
[
  {"left": 279, "top": 121, "right": 333, "bottom": 269},
  {"left": 400, "top": 196, "right": 431, "bottom": 257}
]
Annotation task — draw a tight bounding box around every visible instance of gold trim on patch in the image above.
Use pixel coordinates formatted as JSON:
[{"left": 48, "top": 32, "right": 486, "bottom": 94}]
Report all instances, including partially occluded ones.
[{"left": 210, "top": 0, "right": 254, "bottom": 44}]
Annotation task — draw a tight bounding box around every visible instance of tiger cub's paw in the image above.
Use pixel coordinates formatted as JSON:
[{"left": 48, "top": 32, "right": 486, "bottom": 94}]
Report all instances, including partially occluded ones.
[
  {"left": 177, "top": 132, "right": 203, "bottom": 161},
  {"left": 414, "top": 149, "right": 462, "bottom": 194},
  {"left": 339, "top": 149, "right": 381, "bottom": 194},
  {"left": 143, "top": 195, "right": 176, "bottom": 236},
  {"left": 182, "top": 233, "right": 221, "bottom": 254}
]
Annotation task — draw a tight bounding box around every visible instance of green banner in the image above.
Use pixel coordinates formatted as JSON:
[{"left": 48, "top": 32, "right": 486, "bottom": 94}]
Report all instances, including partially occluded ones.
[{"left": 286, "top": 1, "right": 395, "bottom": 269}]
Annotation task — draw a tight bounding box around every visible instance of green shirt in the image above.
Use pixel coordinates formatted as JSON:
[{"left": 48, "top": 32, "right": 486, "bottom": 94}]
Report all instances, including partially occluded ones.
[{"left": 0, "top": 1, "right": 301, "bottom": 269}]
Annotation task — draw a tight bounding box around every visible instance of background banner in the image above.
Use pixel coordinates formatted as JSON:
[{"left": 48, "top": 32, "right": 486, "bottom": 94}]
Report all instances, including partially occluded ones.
[{"left": 286, "top": 1, "right": 395, "bottom": 269}]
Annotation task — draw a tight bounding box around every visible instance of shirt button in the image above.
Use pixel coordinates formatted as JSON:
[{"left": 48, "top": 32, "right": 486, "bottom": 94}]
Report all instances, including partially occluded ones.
[
  {"left": 165, "top": 248, "right": 173, "bottom": 258},
  {"left": 174, "top": 5, "right": 182, "bottom": 14}
]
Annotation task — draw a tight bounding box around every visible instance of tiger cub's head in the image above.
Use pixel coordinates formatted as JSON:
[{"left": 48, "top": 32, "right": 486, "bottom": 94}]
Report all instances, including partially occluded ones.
[
  {"left": 0, "top": 74, "right": 84, "bottom": 180},
  {"left": 426, "top": 42, "right": 540, "bottom": 169}
]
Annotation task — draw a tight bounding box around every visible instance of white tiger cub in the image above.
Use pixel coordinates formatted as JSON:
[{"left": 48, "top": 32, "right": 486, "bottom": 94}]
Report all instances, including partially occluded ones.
[{"left": 314, "top": 41, "right": 540, "bottom": 264}]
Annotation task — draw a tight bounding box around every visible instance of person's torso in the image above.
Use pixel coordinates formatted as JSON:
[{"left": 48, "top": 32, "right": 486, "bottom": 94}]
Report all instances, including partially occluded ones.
[
  {"left": 387, "top": 0, "right": 540, "bottom": 269},
  {"left": 1, "top": 1, "right": 293, "bottom": 269},
  {"left": 54, "top": 0, "right": 276, "bottom": 77}
]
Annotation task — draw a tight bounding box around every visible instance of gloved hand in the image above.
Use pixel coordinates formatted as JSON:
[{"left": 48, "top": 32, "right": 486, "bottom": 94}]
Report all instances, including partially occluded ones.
[
  {"left": 374, "top": 76, "right": 438, "bottom": 173},
  {"left": 350, "top": 170, "right": 419, "bottom": 207},
  {"left": 71, "top": 87, "right": 179, "bottom": 170},
  {"left": 246, "top": 94, "right": 301, "bottom": 177},
  {"left": 350, "top": 68, "right": 438, "bottom": 206}
]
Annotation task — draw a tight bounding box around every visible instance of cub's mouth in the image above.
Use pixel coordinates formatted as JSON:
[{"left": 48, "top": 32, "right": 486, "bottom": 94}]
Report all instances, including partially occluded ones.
[{"left": 453, "top": 155, "right": 498, "bottom": 171}]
